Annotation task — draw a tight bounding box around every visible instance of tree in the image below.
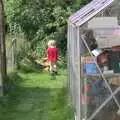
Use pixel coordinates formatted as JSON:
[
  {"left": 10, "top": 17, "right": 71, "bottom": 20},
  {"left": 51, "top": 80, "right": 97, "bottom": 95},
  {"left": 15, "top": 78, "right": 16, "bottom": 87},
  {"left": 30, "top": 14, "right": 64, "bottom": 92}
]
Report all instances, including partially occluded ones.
[
  {"left": 0, "top": 0, "right": 7, "bottom": 95},
  {"left": 4, "top": 0, "right": 88, "bottom": 58},
  {"left": 4, "top": 0, "right": 74, "bottom": 56}
]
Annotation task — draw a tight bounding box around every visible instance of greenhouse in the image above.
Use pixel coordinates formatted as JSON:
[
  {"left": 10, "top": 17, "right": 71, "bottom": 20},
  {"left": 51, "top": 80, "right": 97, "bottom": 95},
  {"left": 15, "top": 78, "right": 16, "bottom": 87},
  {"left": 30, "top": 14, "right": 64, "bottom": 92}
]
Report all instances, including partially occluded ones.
[{"left": 68, "top": 0, "right": 120, "bottom": 120}]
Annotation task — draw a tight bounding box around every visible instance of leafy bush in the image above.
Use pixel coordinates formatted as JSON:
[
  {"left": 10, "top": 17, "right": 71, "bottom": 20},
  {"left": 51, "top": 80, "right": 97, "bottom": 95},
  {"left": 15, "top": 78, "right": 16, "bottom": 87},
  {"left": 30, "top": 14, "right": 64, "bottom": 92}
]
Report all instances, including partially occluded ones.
[
  {"left": 4, "top": 0, "right": 88, "bottom": 58},
  {"left": 18, "top": 58, "right": 42, "bottom": 73}
]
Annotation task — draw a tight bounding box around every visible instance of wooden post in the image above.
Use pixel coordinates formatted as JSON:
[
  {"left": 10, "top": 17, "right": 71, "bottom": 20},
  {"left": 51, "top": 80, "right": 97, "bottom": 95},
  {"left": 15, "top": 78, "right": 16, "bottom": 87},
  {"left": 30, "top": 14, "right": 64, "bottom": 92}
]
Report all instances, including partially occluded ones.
[
  {"left": 0, "top": 0, "right": 7, "bottom": 96},
  {"left": 12, "top": 38, "right": 16, "bottom": 69}
]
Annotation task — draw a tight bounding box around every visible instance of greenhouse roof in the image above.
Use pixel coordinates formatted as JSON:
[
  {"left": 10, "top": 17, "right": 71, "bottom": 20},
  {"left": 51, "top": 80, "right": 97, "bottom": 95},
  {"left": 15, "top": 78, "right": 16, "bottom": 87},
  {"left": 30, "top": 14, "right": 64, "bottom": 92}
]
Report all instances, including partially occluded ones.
[{"left": 69, "top": 0, "right": 114, "bottom": 27}]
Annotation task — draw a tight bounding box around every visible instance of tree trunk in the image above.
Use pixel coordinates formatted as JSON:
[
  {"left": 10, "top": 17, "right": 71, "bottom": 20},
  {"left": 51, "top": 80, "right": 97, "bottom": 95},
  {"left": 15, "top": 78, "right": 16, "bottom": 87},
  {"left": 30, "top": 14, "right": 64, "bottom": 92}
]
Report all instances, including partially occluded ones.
[{"left": 0, "top": 0, "right": 7, "bottom": 95}]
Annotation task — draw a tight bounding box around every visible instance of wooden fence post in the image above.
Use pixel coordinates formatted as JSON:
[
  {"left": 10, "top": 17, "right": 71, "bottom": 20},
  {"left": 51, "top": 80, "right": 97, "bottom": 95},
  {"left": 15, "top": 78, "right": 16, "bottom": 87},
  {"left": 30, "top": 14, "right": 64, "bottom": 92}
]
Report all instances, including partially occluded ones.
[
  {"left": 11, "top": 38, "right": 17, "bottom": 69},
  {"left": 0, "top": 0, "right": 7, "bottom": 96}
]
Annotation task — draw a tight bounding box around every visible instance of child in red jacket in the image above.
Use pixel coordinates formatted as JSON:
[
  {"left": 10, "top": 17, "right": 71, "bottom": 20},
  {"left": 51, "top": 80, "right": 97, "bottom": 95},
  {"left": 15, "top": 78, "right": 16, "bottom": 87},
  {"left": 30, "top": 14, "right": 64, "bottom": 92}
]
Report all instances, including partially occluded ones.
[{"left": 47, "top": 40, "right": 59, "bottom": 75}]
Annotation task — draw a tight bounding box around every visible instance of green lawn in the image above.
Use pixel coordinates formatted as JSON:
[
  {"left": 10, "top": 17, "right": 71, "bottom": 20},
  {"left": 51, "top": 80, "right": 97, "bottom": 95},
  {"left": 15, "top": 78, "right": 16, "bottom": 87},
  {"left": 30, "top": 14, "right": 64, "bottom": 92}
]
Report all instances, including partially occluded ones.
[{"left": 0, "top": 70, "right": 74, "bottom": 120}]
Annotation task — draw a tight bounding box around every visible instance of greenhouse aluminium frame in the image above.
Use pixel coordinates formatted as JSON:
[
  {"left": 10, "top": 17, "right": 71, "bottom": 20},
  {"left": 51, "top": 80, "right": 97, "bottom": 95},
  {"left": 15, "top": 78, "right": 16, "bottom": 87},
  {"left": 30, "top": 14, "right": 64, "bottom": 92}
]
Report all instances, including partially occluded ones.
[{"left": 67, "top": 0, "right": 120, "bottom": 120}]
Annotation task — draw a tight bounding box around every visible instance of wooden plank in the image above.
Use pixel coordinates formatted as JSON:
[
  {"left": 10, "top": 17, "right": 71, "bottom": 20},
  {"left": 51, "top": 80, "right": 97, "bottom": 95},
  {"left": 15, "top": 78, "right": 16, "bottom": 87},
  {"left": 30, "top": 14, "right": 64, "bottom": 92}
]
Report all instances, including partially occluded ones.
[
  {"left": 85, "top": 74, "right": 120, "bottom": 86},
  {"left": 0, "top": 0, "right": 7, "bottom": 96},
  {"left": 110, "top": 76, "right": 120, "bottom": 86},
  {"left": 0, "top": 72, "right": 3, "bottom": 97},
  {"left": 88, "top": 17, "right": 118, "bottom": 28}
]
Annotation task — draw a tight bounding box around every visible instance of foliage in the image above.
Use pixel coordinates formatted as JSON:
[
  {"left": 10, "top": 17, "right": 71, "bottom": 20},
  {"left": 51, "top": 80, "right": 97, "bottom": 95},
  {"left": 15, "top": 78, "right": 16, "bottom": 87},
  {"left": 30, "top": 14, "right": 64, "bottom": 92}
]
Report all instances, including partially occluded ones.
[
  {"left": 18, "top": 58, "right": 41, "bottom": 73},
  {"left": 4, "top": 0, "right": 88, "bottom": 57}
]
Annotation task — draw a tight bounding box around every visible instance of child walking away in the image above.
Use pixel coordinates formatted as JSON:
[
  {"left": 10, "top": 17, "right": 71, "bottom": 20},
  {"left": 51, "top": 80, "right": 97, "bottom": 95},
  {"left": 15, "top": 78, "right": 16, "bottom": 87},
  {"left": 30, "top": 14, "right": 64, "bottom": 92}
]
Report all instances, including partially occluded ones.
[{"left": 47, "top": 40, "right": 59, "bottom": 76}]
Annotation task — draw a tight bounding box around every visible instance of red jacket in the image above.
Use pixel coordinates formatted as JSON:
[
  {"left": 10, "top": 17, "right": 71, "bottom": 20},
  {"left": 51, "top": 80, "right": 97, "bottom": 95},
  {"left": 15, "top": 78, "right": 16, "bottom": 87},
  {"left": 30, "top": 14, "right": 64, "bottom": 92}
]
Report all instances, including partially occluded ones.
[{"left": 47, "top": 47, "right": 59, "bottom": 62}]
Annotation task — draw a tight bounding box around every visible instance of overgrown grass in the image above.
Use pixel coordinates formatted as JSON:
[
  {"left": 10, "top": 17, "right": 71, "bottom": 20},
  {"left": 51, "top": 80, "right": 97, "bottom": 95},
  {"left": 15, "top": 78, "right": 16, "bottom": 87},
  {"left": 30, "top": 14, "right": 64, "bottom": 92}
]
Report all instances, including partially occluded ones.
[{"left": 0, "top": 70, "right": 74, "bottom": 120}]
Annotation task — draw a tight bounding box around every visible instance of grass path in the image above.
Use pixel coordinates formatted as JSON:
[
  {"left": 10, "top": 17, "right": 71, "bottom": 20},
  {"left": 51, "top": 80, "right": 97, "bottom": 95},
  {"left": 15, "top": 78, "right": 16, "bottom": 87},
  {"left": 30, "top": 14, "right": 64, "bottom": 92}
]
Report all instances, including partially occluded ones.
[{"left": 0, "top": 70, "right": 74, "bottom": 120}]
